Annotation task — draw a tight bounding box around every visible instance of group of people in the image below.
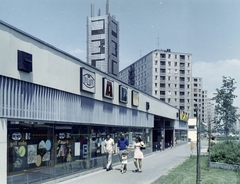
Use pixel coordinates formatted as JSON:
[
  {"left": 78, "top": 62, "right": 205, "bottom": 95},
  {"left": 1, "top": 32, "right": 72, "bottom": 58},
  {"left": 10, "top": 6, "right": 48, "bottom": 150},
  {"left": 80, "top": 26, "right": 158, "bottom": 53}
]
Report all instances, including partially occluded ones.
[{"left": 104, "top": 133, "right": 146, "bottom": 174}]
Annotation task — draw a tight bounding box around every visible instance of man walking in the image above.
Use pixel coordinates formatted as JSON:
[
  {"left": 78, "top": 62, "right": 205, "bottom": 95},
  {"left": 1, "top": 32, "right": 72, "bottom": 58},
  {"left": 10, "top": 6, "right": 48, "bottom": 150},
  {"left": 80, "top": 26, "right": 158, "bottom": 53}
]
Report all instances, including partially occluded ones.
[
  {"left": 117, "top": 133, "right": 129, "bottom": 162},
  {"left": 104, "top": 134, "right": 114, "bottom": 171}
]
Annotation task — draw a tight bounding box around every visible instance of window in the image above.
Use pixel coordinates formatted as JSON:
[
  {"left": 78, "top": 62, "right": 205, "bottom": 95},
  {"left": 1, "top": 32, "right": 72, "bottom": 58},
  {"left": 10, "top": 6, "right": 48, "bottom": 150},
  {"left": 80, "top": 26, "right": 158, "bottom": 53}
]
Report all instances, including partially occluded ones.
[
  {"left": 155, "top": 76, "right": 158, "bottom": 80},
  {"left": 175, "top": 84, "right": 177, "bottom": 88},
  {"left": 180, "top": 106, "right": 185, "bottom": 110},
  {"left": 168, "top": 98, "right": 171, "bottom": 103},
  {"left": 160, "top": 69, "right": 166, "bottom": 73},
  {"left": 174, "top": 62, "right": 177, "bottom": 66},
  {"left": 175, "top": 91, "right": 177, "bottom": 95},
  {"left": 168, "top": 91, "right": 171, "bottom": 95},
  {"left": 189, "top": 125, "right": 195, "bottom": 129},
  {"left": 175, "top": 55, "right": 177, "bottom": 59},
  {"left": 180, "top": 55, "right": 185, "bottom": 60},
  {"left": 168, "top": 61, "right": 171, "bottom": 66},
  {"left": 155, "top": 60, "right": 158, "bottom": 65},
  {"left": 160, "top": 83, "right": 165, "bottom": 87},
  {"left": 174, "top": 69, "right": 178, "bottom": 74},
  {"left": 168, "top": 84, "right": 171, "bottom": 87},
  {"left": 160, "top": 61, "right": 165, "bottom": 66},
  {"left": 168, "top": 54, "right": 171, "bottom": 59},
  {"left": 155, "top": 68, "right": 158, "bottom": 72},
  {"left": 180, "top": 84, "right": 185, "bottom": 89},
  {"left": 155, "top": 90, "right": 158, "bottom": 95},
  {"left": 180, "top": 99, "right": 185, "bottom": 103},
  {"left": 167, "top": 69, "right": 171, "bottom": 74},
  {"left": 160, "top": 91, "right": 165, "bottom": 95},
  {"left": 180, "top": 70, "right": 185, "bottom": 74},
  {"left": 168, "top": 76, "right": 171, "bottom": 80},
  {"left": 160, "top": 54, "right": 166, "bottom": 58},
  {"left": 180, "top": 77, "right": 185, "bottom": 81},
  {"left": 160, "top": 76, "right": 165, "bottom": 80},
  {"left": 155, "top": 83, "right": 157, "bottom": 87},
  {"left": 180, "top": 63, "right": 185, "bottom": 67}
]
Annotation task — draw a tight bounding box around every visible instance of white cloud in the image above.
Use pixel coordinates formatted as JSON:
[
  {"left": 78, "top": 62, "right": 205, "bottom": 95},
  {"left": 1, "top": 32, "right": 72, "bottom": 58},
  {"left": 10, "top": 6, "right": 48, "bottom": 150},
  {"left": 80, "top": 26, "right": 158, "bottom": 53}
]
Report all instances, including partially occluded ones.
[{"left": 193, "top": 59, "right": 240, "bottom": 107}]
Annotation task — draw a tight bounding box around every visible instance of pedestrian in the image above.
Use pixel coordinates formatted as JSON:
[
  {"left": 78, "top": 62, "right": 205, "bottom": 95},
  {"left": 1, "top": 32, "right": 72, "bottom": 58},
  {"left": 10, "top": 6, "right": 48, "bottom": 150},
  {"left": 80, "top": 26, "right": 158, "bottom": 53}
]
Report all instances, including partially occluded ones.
[
  {"left": 117, "top": 133, "right": 129, "bottom": 163},
  {"left": 121, "top": 150, "right": 128, "bottom": 174},
  {"left": 104, "top": 134, "right": 115, "bottom": 171},
  {"left": 133, "top": 137, "right": 145, "bottom": 173}
]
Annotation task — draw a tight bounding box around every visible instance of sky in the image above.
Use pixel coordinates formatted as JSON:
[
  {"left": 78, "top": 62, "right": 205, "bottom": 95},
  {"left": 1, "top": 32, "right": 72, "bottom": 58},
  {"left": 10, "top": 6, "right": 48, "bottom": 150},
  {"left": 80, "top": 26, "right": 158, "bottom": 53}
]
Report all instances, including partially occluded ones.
[{"left": 1, "top": 0, "right": 240, "bottom": 106}]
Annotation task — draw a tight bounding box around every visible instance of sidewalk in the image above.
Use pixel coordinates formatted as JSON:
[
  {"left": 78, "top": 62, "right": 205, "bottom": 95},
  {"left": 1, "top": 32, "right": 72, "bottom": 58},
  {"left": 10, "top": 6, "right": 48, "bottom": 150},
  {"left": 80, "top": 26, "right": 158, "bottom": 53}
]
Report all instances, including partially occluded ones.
[{"left": 44, "top": 139, "right": 208, "bottom": 184}]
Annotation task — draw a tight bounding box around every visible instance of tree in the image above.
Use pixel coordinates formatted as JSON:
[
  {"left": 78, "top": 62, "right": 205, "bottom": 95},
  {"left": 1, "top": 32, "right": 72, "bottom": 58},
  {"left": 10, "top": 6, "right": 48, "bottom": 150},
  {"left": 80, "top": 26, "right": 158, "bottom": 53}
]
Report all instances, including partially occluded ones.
[{"left": 212, "top": 76, "right": 239, "bottom": 140}]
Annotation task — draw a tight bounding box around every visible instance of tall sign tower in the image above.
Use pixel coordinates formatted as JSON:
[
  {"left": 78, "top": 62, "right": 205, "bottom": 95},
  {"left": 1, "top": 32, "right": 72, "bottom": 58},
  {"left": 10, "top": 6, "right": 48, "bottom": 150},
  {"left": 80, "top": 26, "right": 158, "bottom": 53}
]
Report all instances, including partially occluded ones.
[{"left": 87, "top": 0, "right": 119, "bottom": 77}]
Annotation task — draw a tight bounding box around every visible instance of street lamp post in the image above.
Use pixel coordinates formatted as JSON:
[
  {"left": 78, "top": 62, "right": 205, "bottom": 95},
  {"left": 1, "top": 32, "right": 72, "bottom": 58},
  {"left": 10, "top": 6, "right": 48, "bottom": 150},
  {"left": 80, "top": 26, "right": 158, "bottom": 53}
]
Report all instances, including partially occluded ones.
[{"left": 195, "top": 107, "right": 201, "bottom": 184}]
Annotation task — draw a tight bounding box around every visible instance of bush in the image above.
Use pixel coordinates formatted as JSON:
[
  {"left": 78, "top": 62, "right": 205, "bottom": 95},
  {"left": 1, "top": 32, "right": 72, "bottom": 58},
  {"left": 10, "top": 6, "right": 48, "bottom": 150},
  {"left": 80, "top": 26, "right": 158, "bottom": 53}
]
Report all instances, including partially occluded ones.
[{"left": 210, "top": 141, "right": 240, "bottom": 165}]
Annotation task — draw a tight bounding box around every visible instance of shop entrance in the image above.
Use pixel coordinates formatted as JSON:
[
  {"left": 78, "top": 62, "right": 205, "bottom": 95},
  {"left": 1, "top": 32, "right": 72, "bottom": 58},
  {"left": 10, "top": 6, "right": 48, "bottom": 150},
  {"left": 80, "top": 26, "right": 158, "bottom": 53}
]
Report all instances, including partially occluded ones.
[{"left": 165, "top": 130, "right": 173, "bottom": 148}]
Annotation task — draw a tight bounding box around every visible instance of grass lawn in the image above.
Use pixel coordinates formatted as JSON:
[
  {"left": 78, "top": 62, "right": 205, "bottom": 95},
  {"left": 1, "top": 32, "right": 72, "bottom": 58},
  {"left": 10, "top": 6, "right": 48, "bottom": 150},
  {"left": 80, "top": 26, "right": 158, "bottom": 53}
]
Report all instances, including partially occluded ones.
[{"left": 152, "top": 156, "right": 240, "bottom": 184}]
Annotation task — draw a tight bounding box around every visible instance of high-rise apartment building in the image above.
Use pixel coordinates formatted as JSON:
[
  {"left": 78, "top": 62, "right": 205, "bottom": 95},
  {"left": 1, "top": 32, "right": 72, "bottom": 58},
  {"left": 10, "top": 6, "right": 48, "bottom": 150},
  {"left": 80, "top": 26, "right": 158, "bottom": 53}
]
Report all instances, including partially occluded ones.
[
  {"left": 119, "top": 49, "right": 194, "bottom": 117},
  {"left": 87, "top": 1, "right": 119, "bottom": 76},
  {"left": 192, "top": 77, "right": 203, "bottom": 119}
]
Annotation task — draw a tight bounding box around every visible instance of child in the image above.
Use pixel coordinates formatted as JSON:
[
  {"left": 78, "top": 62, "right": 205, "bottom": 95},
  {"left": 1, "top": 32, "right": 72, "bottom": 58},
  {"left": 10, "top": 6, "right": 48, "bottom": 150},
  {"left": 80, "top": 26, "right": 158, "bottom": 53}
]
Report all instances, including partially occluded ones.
[{"left": 121, "top": 151, "right": 128, "bottom": 174}]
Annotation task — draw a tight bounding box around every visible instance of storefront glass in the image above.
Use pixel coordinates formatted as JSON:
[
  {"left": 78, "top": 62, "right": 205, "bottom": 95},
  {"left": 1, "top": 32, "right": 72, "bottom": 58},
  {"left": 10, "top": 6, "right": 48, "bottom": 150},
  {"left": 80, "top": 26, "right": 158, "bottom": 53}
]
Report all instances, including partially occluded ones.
[
  {"left": 8, "top": 121, "right": 54, "bottom": 175},
  {"left": 7, "top": 121, "right": 152, "bottom": 184},
  {"left": 175, "top": 130, "right": 188, "bottom": 145}
]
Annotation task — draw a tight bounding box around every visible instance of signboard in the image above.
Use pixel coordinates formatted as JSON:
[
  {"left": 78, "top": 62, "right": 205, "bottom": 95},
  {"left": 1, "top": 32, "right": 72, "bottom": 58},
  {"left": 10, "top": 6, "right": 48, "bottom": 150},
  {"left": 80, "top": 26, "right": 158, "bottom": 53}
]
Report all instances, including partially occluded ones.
[
  {"left": 179, "top": 111, "right": 189, "bottom": 122},
  {"left": 132, "top": 90, "right": 139, "bottom": 107},
  {"left": 80, "top": 67, "right": 95, "bottom": 93},
  {"left": 103, "top": 78, "right": 114, "bottom": 99},
  {"left": 119, "top": 85, "right": 128, "bottom": 103}
]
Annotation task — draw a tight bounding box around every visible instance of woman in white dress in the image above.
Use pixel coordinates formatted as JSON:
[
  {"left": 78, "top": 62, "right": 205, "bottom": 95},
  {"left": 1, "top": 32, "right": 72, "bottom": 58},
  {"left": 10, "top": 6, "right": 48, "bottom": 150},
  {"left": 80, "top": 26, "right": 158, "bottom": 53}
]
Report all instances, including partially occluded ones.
[{"left": 133, "top": 137, "right": 145, "bottom": 173}]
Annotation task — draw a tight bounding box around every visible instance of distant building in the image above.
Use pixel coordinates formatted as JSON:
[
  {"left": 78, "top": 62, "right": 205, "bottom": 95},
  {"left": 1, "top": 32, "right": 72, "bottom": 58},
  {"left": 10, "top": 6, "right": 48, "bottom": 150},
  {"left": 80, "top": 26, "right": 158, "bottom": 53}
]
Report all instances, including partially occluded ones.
[
  {"left": 119, "top": 49, "right": 194, "bottom": 117},
  {"left": 87, "top": 1, "right": 119, "bottom": 76},
  {"left": 192, "top": 77, "right": 203, "bottom": 119}
]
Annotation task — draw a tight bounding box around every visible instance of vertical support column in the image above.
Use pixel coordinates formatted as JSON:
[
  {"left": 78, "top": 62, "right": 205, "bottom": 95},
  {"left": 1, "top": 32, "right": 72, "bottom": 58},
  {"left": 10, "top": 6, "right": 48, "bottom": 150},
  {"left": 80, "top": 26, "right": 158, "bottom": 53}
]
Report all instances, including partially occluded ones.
[{"left": 0, "top": 118, "right": 7, "bottom": 184}]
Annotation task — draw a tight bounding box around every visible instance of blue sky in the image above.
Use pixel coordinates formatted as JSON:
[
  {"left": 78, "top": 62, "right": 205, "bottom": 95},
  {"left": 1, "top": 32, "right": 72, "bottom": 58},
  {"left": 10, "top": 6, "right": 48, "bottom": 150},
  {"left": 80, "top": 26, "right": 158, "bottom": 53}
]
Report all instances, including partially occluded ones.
[{"left": 1, "top": 0, "right": 240, "bottom": 106}]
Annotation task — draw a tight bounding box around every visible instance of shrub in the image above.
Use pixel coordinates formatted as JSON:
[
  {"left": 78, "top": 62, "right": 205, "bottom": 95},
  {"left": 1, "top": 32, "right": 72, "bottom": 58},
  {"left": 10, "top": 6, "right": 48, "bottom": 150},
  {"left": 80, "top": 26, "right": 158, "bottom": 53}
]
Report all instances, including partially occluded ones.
[{"left": 210, "top": 141, "right": 240, "bottom": 165}]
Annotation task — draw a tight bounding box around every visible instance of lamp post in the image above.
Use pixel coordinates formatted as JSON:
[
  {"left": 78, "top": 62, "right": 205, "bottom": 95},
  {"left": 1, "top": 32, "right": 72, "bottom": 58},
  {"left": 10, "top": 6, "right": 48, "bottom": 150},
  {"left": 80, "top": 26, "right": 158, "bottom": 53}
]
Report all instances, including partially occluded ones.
[{"left": 195, "top": 106, "right": 201, "bottom": 184}]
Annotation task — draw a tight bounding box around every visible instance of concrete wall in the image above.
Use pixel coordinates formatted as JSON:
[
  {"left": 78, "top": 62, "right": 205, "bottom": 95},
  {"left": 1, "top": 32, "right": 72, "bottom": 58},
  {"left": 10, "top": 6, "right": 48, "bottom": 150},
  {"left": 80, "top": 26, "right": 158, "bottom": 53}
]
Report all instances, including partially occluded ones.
[{"left": 0, "top": 20, "right": 179, "bottom": 121}]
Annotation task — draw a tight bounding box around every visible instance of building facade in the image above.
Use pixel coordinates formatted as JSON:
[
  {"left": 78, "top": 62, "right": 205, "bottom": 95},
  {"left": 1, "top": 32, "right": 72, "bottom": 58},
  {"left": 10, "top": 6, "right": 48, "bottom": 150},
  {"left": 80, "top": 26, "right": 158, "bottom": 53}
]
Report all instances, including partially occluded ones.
[
  {"left": 87, "top": 2, "right": 119, "bottom": 77},
  {"left": 0, "top": 21, "right": 188, "bottom": 184},
  {"left": 119, "top": 49, "right": 193, "bottom": 118}
]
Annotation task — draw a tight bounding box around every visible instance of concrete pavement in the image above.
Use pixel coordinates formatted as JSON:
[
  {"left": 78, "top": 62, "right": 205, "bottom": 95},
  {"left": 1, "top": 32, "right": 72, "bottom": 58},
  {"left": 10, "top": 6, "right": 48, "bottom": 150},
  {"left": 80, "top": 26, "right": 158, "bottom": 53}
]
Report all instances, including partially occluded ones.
[{"left": 44, "top": 139, "right": 208, "bottom": 184}]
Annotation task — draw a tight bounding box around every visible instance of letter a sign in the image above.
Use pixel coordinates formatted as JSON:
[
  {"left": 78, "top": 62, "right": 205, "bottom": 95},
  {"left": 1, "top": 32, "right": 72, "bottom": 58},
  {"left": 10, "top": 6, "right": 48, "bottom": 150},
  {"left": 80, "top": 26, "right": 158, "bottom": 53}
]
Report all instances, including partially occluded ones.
[{"left": 103, "top": 78, "right": 114, "bottom": 99}]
